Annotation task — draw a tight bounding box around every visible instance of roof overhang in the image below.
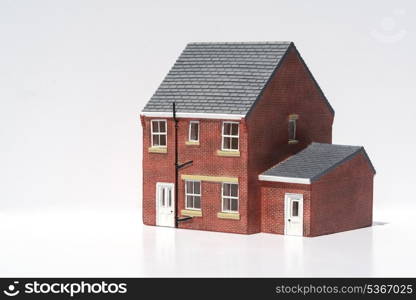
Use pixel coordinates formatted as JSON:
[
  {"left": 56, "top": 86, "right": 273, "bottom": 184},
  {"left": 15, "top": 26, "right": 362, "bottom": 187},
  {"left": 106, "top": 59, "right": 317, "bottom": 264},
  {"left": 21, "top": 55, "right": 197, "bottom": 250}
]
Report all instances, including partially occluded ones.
[
  {"left": 141, "top": 111, "right": 245, "bottom": 120},
  {"left": 258, "top": 174, "right": 311, "bottom": 184}
]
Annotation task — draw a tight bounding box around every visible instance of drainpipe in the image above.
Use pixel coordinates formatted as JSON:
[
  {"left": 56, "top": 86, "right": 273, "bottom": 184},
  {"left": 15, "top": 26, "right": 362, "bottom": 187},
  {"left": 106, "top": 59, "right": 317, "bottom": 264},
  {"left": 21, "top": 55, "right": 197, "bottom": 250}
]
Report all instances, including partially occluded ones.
[
  {"left": 173, "top": 102, "right": 179, "bottom": 228},
  {"left": 173, "top": 102, "right": 193, "bottom": 227}
]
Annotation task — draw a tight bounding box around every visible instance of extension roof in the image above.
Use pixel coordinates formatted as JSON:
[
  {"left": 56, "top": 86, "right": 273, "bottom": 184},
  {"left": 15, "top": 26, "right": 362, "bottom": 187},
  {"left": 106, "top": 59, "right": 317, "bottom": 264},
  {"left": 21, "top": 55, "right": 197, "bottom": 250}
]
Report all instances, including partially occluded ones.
[
  {"left": 259, "top": 143, "right": 376, "bottom": 184},
  {"left": 142, "top": 42, "right": 333, "bottom": 116}
]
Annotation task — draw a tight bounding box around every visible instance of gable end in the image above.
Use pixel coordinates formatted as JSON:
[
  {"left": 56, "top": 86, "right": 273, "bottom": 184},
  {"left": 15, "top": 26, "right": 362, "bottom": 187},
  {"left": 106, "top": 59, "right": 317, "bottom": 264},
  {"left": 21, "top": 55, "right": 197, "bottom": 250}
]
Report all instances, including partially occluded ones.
[{"left": 246, "top": 43, "right": 335, "bottom": 118}]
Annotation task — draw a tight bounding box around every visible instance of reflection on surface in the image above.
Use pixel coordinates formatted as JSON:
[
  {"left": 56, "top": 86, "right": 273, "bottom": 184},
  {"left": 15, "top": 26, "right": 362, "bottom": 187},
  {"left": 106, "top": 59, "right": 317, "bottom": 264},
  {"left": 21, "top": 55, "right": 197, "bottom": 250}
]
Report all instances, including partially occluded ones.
[
  {"left": 283, "top": 236, "right": 304, "bottom": 275},
  {"left": 141, "top": 224, "right": 375, "bottom": 277},
  {"left": 3, "top": 211, "right": 416, "bottom": 277}
]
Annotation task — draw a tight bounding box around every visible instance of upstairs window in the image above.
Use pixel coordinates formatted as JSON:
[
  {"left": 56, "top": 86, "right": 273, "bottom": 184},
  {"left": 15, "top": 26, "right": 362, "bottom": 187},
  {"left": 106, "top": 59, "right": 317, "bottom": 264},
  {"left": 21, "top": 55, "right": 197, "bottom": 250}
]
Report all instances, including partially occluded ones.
[
  {"left": 288, "top": 114, "right": 298, "bottom": 143},
  {"left": 185, "top": 180, "right": 201, "bottom": 210},
  {"left": 151, "top": 120, "right": 167, "bottom": 147},
  {"left": 288, "top": 119, "right": 296, "bottom": 140},
  {"left": 222, "top": 183, "right": 239, "bottom": 213},
  {"left": 222, "top": 122, "right": 239, "bottom": 151},
  {"left": 188, "top": 121, "right": 199, "bottom": 142}
]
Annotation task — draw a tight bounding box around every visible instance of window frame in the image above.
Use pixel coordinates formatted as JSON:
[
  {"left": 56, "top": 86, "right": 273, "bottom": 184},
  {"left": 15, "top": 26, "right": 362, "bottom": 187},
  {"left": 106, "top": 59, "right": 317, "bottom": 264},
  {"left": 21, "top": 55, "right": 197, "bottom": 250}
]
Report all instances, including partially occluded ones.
[
  {"left": 288, "top": 114, "right": 299, "bottom": 142},
  {"left": 288, "top": 118, "right": 296, "bottom": 140},
  {"left": 188, "top": 121, "right": 200, "bottom": 142},
  {"left": 221, "top": 121, "right": 239, "bottom": 151},
  {"left": 221, "top": 182, "right": 239, "bottom": 213},
  {"left": 185, "top": 180, "right": 201, "bottom": 211},
  {"left": 151, "top": 119, "right": 167, "bottom": 147}
]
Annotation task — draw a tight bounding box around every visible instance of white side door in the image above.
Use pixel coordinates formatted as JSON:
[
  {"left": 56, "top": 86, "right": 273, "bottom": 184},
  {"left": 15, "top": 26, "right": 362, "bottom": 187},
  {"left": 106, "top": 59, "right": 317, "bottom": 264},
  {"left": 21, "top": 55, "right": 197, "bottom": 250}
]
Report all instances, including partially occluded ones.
[
  {"left": 284, "top": 193, "right": 303, "bottom": 236},
  {"left": 156, "top": 183, "right": 175, "bottom": 227}
]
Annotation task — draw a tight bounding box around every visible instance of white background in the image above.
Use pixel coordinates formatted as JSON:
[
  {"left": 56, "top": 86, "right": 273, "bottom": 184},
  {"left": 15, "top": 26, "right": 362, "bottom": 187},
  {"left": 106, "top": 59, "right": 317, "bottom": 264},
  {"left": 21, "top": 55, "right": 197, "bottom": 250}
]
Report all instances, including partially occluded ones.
[{"left": 1, "top": 0, "right": 415, "bottom": 277}]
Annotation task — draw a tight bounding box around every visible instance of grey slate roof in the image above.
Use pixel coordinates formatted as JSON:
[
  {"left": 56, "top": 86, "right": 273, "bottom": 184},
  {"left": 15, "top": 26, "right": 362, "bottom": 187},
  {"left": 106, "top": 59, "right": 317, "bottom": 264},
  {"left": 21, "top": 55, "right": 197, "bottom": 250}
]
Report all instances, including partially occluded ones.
[
  {"left": 261, "top": 143, "right": 376, "bottom": 182},
  {"left": 142, "top": 42, "right": 292, "bottom": 115}
]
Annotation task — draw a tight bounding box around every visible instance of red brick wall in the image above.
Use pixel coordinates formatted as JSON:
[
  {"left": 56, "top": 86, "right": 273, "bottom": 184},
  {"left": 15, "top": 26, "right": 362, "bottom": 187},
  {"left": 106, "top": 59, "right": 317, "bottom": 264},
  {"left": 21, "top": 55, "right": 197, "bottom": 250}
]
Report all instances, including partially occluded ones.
[
  {"left": 310, "top": 152, "right": 374, "bottom": 236},
  {"left": 141, "top": 116, "right": 175, "bottom": 226},
  {"left": 246, "top": 46, "right": 334, "bottom": 234},
  {"left": 141, "top": 116, "right": 250, "bottom": 234},
  {"left": 260, "top": 182, "right": 311, "bottom": 236}
]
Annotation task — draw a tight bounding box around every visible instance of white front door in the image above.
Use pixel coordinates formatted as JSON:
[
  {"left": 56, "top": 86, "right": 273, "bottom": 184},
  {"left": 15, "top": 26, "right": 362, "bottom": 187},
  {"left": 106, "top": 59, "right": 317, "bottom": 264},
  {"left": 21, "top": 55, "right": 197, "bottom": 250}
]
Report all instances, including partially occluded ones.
[
  {"left": 156, "top": 183, "right": 175, "bottom": 227},
  {"left": 284, "top": 193, "right": 303, "bottom": 236}
]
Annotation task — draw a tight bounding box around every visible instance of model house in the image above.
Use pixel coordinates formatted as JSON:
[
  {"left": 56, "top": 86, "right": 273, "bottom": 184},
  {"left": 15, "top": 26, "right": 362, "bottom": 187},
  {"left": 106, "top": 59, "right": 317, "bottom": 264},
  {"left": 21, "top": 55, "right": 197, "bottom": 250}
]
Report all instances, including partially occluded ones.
[{"left": 140, "top": 42, "right": 375, "bottom": 237}]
